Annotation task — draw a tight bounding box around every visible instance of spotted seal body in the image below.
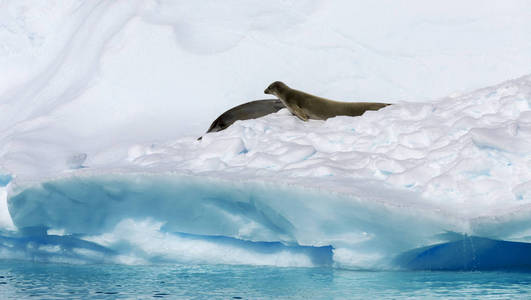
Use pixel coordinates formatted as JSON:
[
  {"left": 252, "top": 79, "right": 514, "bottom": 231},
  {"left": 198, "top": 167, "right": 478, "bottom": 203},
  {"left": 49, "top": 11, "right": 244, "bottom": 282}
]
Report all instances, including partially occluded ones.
[
  {"left": 198, "top": 99, "right": 285, "bottom": 140},
  {"left": 264, "top": 81, "right": 391, "bottom": 121}
]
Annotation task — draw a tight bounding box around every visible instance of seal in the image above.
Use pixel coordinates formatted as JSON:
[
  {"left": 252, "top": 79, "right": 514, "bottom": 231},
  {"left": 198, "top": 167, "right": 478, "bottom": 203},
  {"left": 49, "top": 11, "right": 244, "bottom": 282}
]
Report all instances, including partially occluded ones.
[
  {"left": 264, "top": 81, "right": 391, "bottom": 121},
  {"left": 198, "top": 99, "right": 285, "bottom": 140}
]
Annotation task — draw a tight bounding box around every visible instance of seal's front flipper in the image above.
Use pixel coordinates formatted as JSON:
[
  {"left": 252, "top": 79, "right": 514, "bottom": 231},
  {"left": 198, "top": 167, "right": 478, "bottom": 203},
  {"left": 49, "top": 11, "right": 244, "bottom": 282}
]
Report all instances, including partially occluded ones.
[{"left": 291, "top": 105, "right": 309, "bottom": 121}]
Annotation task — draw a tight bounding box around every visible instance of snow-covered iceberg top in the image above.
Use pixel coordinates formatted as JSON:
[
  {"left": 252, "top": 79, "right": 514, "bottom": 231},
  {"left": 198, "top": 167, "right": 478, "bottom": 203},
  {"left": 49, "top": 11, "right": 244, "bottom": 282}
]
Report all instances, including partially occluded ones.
[
  {"left": 3, "top": 75, "right": 531, "bottom": 269},
  {"left": 129, "top": 74, "right": 531, "bottom": 219}
]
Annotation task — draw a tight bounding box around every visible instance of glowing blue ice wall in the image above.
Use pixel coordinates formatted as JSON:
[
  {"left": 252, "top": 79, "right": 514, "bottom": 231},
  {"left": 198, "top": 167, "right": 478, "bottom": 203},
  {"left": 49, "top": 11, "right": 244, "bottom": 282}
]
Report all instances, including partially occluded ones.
[
  {"left": 8, "top": 173, "right": 531, "bottom": 269},
  {"left": 395, "top": 236, "right": 531, "bottom": 271},
  {"left": 7, "top": 173, "right": 449, "bottom": 268}
]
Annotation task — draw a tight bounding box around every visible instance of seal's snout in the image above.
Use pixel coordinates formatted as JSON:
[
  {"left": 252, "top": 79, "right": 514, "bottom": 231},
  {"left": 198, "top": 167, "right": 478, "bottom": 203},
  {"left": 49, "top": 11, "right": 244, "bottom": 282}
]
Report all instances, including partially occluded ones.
[{"left": 264, "top": 88, "right": 269, "bottom": 94}]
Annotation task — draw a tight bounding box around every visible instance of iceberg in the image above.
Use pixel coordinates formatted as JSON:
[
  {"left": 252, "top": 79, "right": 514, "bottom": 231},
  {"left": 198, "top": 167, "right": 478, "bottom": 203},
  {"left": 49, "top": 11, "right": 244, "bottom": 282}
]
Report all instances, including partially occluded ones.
[
  {"left": 2, "top": 75, "right": 531, "bottom": 269},
  {"left": 1, "top": 1, "right": 531, "bottom": 270}
]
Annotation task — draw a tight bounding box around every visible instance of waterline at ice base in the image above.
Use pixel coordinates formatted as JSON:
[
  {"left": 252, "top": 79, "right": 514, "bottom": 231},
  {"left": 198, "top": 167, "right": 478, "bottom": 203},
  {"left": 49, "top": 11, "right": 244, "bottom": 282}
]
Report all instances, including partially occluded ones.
[{"left": 2, "top": 75, "right": 531, "bottom": 270}]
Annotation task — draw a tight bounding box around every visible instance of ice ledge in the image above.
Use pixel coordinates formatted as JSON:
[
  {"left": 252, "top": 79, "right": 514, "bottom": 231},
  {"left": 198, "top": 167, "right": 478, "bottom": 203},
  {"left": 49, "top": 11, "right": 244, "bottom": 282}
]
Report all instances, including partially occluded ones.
[
  {"left": 7, "top": 171, "right": 531, "bottom": 269},
  {"left": 5, "top": 172, "right": 458, "bottom": 267}
]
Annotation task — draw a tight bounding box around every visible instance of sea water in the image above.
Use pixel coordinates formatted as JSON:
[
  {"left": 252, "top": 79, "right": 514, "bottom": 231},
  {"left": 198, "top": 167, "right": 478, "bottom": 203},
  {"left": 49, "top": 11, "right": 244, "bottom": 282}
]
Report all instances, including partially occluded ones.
[{"left": 1, "top": 261, "right": 531, "bottom": 299}]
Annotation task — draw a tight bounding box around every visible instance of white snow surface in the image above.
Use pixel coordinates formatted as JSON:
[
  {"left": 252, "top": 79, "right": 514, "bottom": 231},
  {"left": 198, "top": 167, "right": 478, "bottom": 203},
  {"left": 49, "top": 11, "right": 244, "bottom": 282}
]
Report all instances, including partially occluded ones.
[
  {"left": 115, "top": 74, "right": 531, "bottom": 222},
  {"left": 2, "top": 1, "right": 531, "bottom": 166},
  {"left": 131, "top": 74, "right": 531, "bottom": 219},
  {"left": 1, "top": 1, "right": 531, "bottom": 268}
]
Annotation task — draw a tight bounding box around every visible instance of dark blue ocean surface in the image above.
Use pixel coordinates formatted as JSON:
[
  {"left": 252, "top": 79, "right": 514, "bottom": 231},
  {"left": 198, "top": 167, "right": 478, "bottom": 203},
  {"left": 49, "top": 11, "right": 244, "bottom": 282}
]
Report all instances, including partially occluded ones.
[{"left": 1, "top": 260, "right": 531, "bottom": 299}]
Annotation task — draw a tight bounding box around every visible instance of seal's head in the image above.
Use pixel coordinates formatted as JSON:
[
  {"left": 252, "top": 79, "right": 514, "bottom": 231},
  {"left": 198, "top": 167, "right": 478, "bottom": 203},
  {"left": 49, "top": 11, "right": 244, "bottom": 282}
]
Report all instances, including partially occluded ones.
[{"left": 264, "top": 81, "right": 288, "bottom": 96}]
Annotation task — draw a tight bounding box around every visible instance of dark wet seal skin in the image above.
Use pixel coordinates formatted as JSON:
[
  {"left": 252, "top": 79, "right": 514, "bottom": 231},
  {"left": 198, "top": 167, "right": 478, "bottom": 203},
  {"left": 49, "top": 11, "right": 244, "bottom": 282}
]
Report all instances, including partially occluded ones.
[
  {"left": 264, "top": 81, "right": 392, "bottom": 121},
  {"left": 198, "top": 99, "right": 285, "bottom": 140}
]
